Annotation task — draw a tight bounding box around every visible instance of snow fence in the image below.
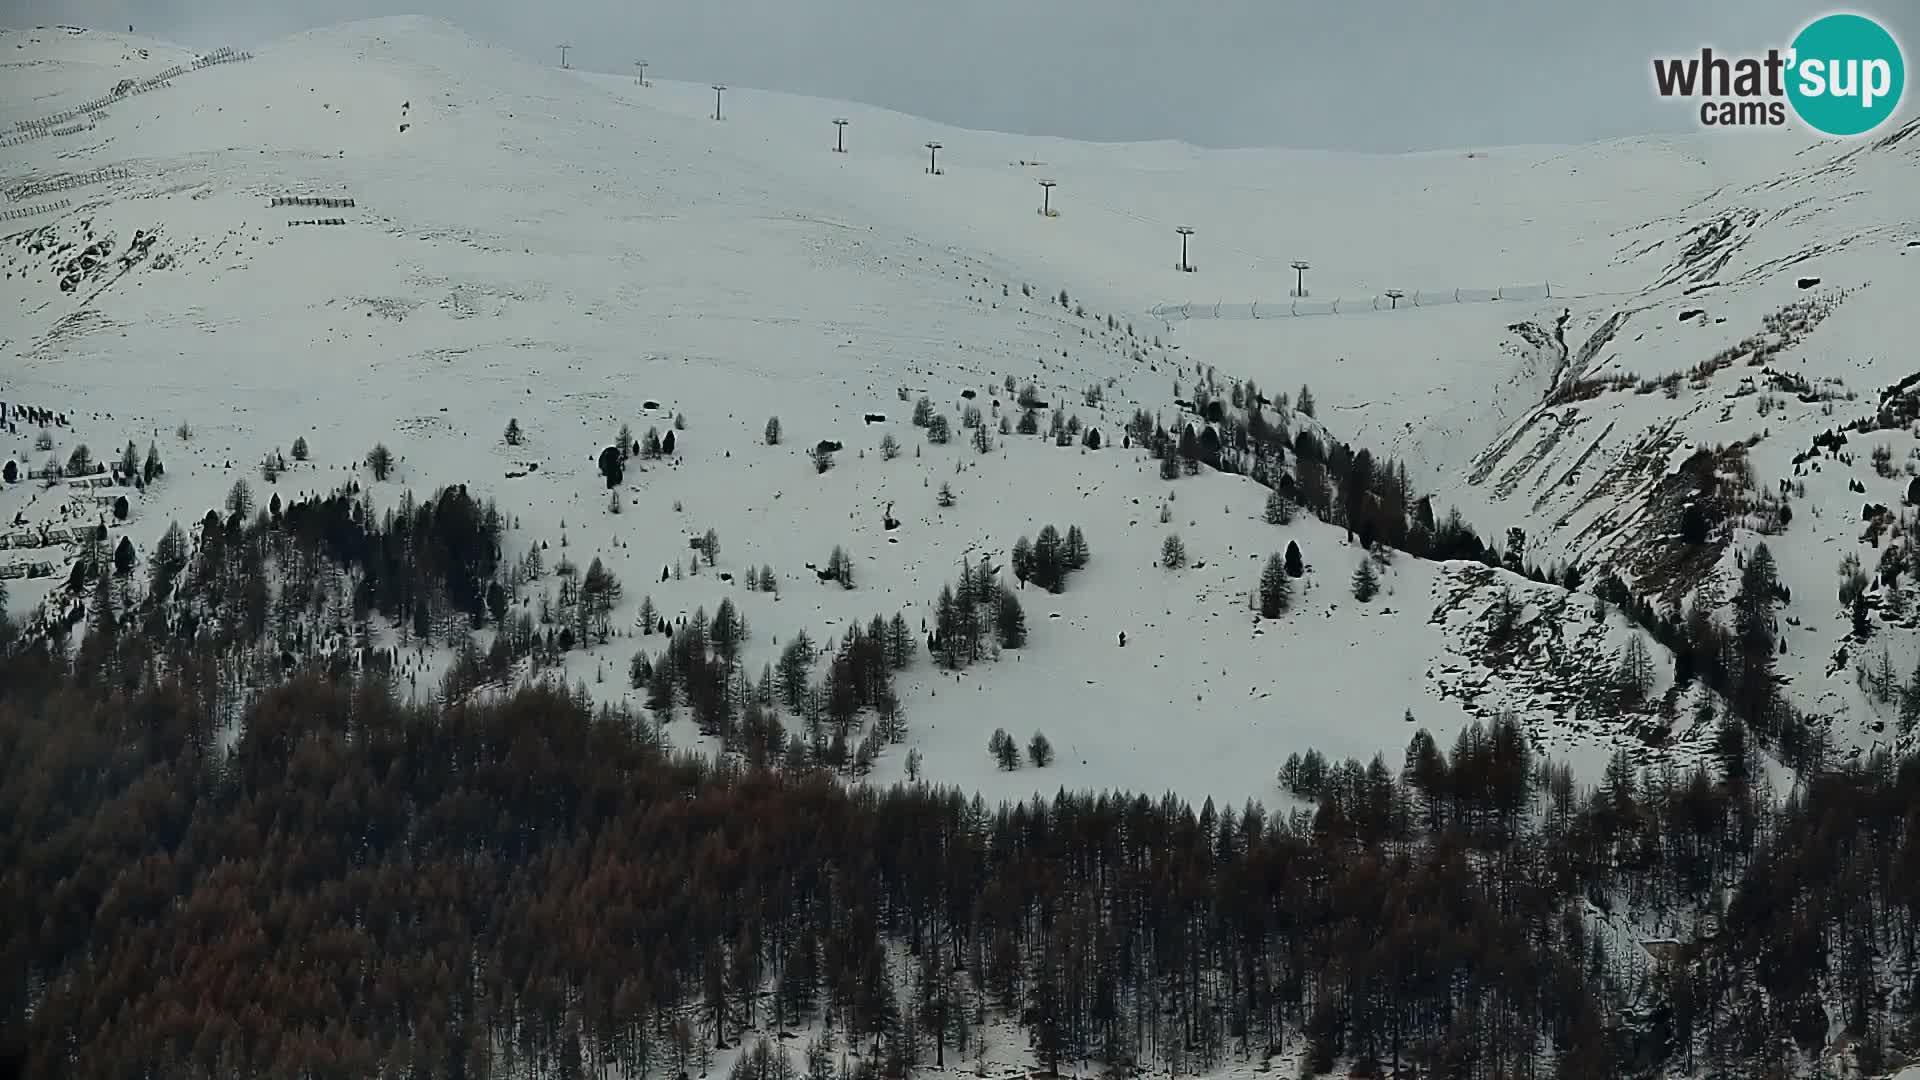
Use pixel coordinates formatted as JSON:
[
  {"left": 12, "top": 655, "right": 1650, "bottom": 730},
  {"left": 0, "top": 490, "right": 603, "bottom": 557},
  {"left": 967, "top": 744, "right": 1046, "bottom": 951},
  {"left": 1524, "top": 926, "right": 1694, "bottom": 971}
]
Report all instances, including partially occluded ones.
[
  {"left": 1151, "top": 282, "right": 1555, "bottom": 321},
  {"left": 0, "top": 46, "right": 252, "bottom": 150}
]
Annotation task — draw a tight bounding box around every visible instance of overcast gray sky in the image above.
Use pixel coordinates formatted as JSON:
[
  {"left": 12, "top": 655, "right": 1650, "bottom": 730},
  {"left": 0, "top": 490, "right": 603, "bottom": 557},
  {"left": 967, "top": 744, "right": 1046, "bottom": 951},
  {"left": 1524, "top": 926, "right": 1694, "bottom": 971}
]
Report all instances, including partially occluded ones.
[{"left": 12, "top": 0, "right": 1914, "bottom": 151}]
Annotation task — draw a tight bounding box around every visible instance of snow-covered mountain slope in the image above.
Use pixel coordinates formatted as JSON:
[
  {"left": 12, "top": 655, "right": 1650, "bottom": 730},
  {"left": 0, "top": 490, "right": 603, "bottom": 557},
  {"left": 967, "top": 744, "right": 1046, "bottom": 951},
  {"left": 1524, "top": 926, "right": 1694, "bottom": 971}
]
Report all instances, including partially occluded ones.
[
  {"left": 1, "top": 17, "right": 1907, "bottom": 805},
  {"left": 1175, "top": 118, "right": 1920, "bottom": 758}
]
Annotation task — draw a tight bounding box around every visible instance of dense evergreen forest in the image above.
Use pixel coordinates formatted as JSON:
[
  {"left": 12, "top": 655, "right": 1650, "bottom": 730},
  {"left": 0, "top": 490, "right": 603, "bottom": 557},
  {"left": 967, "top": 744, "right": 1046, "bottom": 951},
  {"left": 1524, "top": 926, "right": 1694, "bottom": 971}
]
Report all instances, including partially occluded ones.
[
  {"left": 3, "top": 553, "right": 1920, "bottom": 1079},
  {"left": 1, "top": 400, "right": 1916, "bottom": 1080}
]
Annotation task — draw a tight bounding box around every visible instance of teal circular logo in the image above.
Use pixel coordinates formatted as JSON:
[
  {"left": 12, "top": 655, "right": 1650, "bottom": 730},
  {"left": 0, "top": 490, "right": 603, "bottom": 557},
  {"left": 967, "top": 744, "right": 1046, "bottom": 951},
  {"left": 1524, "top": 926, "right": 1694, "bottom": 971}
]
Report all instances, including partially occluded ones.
[{"left": 1786, "top": 13, "right": 1905, "bottom": 137}]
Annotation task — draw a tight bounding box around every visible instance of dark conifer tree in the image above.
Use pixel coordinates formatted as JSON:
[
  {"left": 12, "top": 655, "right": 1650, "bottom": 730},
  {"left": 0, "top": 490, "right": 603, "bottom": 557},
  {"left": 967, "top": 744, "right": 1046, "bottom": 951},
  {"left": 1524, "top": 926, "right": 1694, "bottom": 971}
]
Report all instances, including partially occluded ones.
[
  {"left": 1351, "top": 559, "right": 1379, "bottom": 602},
  {"left": 1064, "top": 526, "right": 1090, "bottom": 571},
  {"left": 366, "top": 442, "right": 395, "bottom": 481},
  {"left": 995, "top": 588, "right": 1026, "bottom": 648},
  {"left": 1257, "top": 554, "right": 1290, "bottom": 618}
]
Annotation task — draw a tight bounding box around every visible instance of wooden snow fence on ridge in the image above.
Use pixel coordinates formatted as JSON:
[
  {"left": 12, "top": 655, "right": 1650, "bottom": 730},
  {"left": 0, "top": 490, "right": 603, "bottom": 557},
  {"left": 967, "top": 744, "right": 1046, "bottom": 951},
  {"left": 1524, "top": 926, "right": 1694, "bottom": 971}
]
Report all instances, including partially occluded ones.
[
  {"left": 6, "top": 167, "right": 131, "bottom": 202},
  {"left": 0, "top": 200, "right": 70, "bottom": 223},
  {"left": 270, "top": 196, "right": 356, "bottom": 208},
  {"left": 0, "top": 45, "right": 252, "bottom": 150},
  {"left": 1150, "top": 282, "right": 1558, "bottom": 321}
]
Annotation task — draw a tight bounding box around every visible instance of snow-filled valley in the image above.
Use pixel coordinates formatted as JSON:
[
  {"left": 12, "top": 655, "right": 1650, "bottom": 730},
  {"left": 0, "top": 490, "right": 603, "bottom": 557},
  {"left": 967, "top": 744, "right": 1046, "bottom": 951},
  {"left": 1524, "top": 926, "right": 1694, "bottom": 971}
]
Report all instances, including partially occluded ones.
[{"left": 3, "top": 15, "right": 1919, "bottom": 813}]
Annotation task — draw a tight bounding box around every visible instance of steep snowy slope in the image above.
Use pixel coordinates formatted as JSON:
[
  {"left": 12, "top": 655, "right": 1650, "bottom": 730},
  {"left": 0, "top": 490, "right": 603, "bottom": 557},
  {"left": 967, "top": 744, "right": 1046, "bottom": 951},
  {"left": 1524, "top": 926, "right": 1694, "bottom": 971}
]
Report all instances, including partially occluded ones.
[
  {"left": 1178, "top": 119, "right": 1920, "bottom": 758},
  {"left": 1454, "top": 128, "right": 1920, "bottom": 750},
  {"left": 5, "top": 17, "right": 1879, "bottom": 808},
  {"left": 1120, "top": 91, "right": 1920, "bottom": 764}
]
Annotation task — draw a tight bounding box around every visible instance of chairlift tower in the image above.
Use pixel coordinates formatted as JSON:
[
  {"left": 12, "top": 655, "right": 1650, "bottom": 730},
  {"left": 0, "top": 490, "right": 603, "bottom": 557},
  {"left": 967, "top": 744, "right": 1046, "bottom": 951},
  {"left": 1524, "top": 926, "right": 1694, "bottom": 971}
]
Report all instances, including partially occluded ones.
[
  {"left": 1038, "top": 179, "right": 1057, "bottom": 217},
  {"left": 833, "top": 118, "right": 849, "bottom": 152},
  {"left": 712, "top": 85, "right": 727, "bottom": 121},
  {"left": 557, "top": 43, "right": 572, "bottom": 69},
  {"left": 1175, "top": 226, "right": 1196, "bottom": 273},
  {"left": 634, "top": 60, "right": 647, "bottom": 86},
  {"left": 925, "top": 141, "right": 943, "bottom": 175},
  {"left": 1384, "top": 289, "right": 1405, "bottom": 310},
  {"left": 1290, "top": 260, "right": 1311, "bottom": 297}
]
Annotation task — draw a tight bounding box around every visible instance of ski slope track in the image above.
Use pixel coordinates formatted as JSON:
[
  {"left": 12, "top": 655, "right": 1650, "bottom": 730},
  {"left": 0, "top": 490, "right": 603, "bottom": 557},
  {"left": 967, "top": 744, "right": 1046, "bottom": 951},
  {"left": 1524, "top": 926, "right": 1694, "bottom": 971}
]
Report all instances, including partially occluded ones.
[{"left": 2, "top": 17, "right": 1916, "bottom": 808}]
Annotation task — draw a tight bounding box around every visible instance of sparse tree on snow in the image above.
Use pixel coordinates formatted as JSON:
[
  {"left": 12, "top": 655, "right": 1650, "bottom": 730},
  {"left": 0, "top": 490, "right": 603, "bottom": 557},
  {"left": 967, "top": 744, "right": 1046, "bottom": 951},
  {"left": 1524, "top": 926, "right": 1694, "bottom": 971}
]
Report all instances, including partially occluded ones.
[
  {"left": 1027, "top": 731, "right": 1053, "bottom": 768},
  {"left": 1258, "top": 554, "right": 1291, "bottom": 618},
  {"left": 1264, "top": 489, "right": 1292, "bottom": 525},
  {"left": 989, "top": 728, "right": 1020, "bottom": 770},
  {"left": 226, "top": 479, "right": 255, "bottom": 519},
  {"left": 827, "top": 545, "right": 855, "bottom": 589},
  {"left": 1064, "top": 525, "right": 1090, "bottom": 571},
  {"left": 1161, "top": 534, "right": 1187, "bottom": 570},
  {"left": 366, "top": 443, "right": 395, "bottom": 481},
  {"left": 1351, "top": 559, "right": 1380, "bottom": 603}
]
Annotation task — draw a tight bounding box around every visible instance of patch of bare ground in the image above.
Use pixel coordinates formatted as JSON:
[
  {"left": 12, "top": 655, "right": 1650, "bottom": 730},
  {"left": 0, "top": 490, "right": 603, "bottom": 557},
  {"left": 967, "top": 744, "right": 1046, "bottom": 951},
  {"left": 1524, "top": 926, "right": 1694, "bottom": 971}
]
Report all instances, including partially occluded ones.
[
  {"left": 1536, "top": 420, "right": 1616, "bottom": 512},
  {"left": 1520, "top": 293, "right": 1845, "bottom": 581},
  {"left": 1471, "top": 317, "right": 1570, "bottom": 485},
  {"left": 1547, "top": 290, "right": 1848, "bottom": 412},
  {"left": 1652, "top": 208, "right": 1761, "bottom": 290},
  {"left": 1783, "top": 359, "right": 1920, "bottom": 472},
  {"left": 1427, "top": 565, "right": 1704, "bottom": 757},
  {"left": 1494, "top": 409, "right": 1581, "bottom": 500},
  {"left": 1621, "top": 440, "right": 1791, "bottom": 609},
  {"left": 1559, "top": 419, "right": 1685, "bottom": 536},
  {"left": 1469, "top": 411, "right": 1543, "bottom": 487},
  {"left": 1543, "top": 310, "right": 1633, "bottom": 406}
]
